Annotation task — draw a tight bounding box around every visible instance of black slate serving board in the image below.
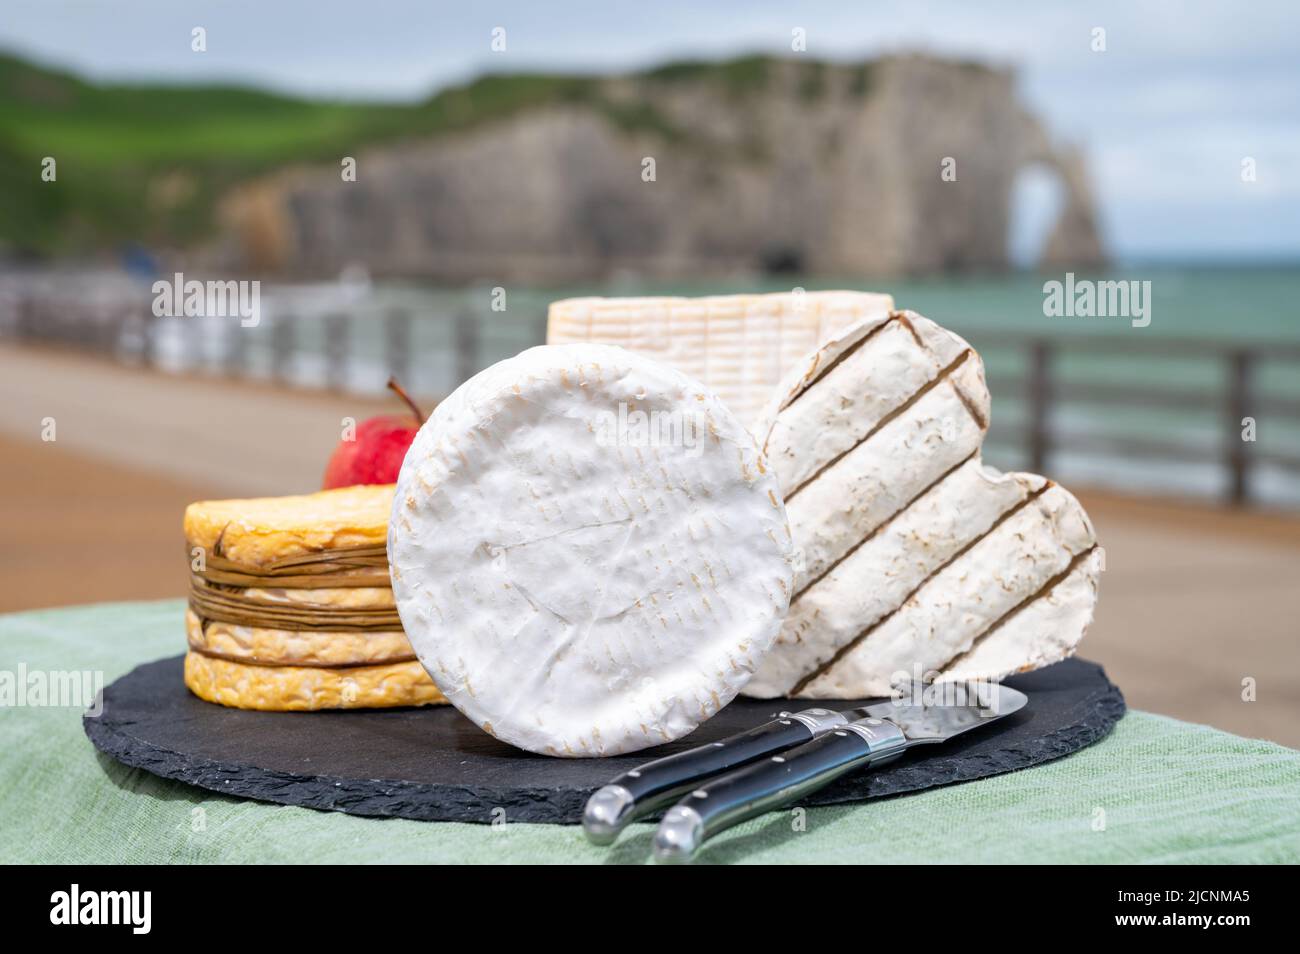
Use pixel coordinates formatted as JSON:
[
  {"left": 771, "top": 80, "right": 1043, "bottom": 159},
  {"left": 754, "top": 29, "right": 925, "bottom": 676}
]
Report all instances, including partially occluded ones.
[{"left": 85, "top": 655, "right": 1124, "bottom": 824}]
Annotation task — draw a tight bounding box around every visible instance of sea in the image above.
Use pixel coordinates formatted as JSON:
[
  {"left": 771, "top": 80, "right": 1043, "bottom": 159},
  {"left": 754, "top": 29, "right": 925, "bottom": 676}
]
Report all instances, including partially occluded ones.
[{"left": 141, "top": 263, "right": 1300, "bottom": 508}]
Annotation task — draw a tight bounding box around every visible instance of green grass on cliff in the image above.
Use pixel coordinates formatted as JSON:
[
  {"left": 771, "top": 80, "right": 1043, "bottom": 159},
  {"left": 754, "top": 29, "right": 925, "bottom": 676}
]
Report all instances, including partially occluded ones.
[{"left": 0, "top": 51, "right": 843, "bottom": 256}]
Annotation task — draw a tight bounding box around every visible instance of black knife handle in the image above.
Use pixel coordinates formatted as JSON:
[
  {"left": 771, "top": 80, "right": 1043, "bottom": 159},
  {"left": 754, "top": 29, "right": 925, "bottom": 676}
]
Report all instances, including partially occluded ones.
[
  {"left": 652, "top": 718, "right": 908, "bottom": 863},
  {"left": 583, "top": 709, "right": 846, "bottom": 845}
]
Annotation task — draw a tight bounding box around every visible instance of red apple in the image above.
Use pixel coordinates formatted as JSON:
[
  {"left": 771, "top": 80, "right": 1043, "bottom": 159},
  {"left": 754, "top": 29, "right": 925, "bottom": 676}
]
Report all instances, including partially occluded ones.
[{"left": 322, "top": 378, "right": 425, "bottom": 489}]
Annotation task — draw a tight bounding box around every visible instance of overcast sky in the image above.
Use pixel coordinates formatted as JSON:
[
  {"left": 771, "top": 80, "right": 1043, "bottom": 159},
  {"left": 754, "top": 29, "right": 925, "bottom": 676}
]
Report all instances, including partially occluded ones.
[{"left": 4, "top": 0, "right": 1298, "bottom": 260}]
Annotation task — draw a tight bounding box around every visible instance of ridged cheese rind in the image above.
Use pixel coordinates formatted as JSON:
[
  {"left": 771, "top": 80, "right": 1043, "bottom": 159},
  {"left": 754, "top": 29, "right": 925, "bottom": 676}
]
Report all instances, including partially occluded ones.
[
  {"left": 746, "top": 310, "right": 1099, "bottom": 699},
  {"left": 799, "top": 485, "right": 1096, "bottom": 697},
  {"left": 390, "top": 344, "right": 795, "bottom": 757},
  {"left": 761, "top": 317, "right": 966, "bottom": 493},
  {"left": 184, "top": 484, "right": 394, "bottom": 569},
  {"left": 230, "top": 585, "right": 396, "bottom": 609},
  {"left": 747, "top": 459, "right": 1045, "bottom": 697},
  {"left": 941, "top": 546, "right": 1103, "bottom": 683},
  {"left": 784, "top": 357, "right": 990, "bottom": 592},
  {"left": 183, "top": 651, "right": 444, "bottom": 710},
  {"left": 186, "top": 608, "right": 415, "bottom": 667},
  {"left": 548, "top": 291, "right": 894, "bottom": 426}
]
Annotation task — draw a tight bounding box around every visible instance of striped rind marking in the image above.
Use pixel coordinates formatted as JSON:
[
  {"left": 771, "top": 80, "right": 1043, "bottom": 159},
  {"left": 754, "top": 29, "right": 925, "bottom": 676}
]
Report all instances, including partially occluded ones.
[
  {"left": 941, "top": 548, "right": 1103, "bottom": 682},
  {"left": 785, "top": 348, "right": 976, "bottom": 502},
  {"left": 785, "top": 358, "right": 991, "bottom": 592},
  {"left": 788, "top": 481, "right": 1053, "bottom": 695},
  {"left": 798, "top": 486, "right": 1097, "bottom": 698},
  {"left": 751, "top": 311, "right": 1097, "bottom": 699}
]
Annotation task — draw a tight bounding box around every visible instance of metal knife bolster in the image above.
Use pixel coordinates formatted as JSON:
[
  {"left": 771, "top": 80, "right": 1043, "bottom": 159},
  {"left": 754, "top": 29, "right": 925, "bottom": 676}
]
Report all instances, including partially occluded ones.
[
  {"left": 653, "top": 718, "right": 908, "bottom": 863},
  {"left": 583, "top": 708, "right": 847, "bottom": 844}
]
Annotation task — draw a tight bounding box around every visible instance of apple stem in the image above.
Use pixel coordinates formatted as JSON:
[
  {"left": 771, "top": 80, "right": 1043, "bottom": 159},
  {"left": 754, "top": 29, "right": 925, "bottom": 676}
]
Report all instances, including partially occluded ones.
[{"left": 386, "top": 376, "right": 425, "bottom": 425}]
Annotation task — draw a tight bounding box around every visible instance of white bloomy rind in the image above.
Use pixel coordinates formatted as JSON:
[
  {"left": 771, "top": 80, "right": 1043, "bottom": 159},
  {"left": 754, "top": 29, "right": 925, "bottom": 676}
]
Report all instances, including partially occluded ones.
[
  {"left": 746, "top": 310, "right": 1100, "bottom": 699},
  {"left": 390, "top": 344, "right": 795, "bottom": 757},
  {"left": 548, "top": 291, "right": 894, "bottom": 428}
]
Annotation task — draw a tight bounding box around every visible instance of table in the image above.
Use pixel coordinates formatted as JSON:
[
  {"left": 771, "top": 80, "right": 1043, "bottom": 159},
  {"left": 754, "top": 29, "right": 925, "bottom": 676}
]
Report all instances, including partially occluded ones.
[{"left": 3, "top": 600, "right": 1298, "bottom": 864}]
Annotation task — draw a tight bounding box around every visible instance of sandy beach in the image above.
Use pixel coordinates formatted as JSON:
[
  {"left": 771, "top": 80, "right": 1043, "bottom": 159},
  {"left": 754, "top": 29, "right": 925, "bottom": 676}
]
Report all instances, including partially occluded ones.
[{"left": 3, "top": 343, "right": 1297, "bottom": 747}]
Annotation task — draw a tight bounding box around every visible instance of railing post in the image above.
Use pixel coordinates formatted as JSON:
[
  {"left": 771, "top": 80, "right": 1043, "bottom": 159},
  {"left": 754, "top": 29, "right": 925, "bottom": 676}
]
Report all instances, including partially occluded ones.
[
  {"left": 109, "top": 309, "right": 127, "bottom": 359},
  {"left": 272, "top": 315, "right": 295, "bottom": 384},
  {"left": 225, "top": 316, "right": 248, "bottom": 378},
  {"left": 85, "top": 304, "right": 100, "bottom": 348},
  {"left": 139, "top": 311, "right": 156, "bottom": 369},
  {"left": 325, "top": 313, "right": 347, "bottom": 392},
  {"left": 454, "top": 307, "right": 478, "bottom": 386},
  {"left": 1226, "top": 350, "right": 1253, "bottom": 506},
  {"left": 386, "top": 309, "right": 411, "bottom": 386},
  {"left": 99, "top": 307, "right": 117, "bottom": 352},
  {"left": 1027, "top": 340, "right": 1051, "bottom": 474},
  {"left": 14, "top": 293, "right": 33, "bottom": 341}
]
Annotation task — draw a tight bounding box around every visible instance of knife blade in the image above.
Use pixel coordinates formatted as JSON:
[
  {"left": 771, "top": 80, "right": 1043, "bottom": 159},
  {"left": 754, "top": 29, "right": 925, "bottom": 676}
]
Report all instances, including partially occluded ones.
[
  {"left": 583, "top": 700, "right": 902, "bottom": 845},
  {"left": 651, "top": 683, "right": 1028, "bottom": 863}
]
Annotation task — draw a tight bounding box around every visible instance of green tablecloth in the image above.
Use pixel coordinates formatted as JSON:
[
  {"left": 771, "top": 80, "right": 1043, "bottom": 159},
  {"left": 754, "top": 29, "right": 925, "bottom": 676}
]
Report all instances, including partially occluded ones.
[{"left": 2, "top": 599, "right": 1298, "bottom": 864}]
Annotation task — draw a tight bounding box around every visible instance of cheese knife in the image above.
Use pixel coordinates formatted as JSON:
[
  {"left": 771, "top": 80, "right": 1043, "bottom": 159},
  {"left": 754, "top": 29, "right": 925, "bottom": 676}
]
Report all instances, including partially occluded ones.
[
  {"left": 584, "top": 699, "right": 910, "bottom": 845},
  {"left": 651, "top": 683, "right": 1028, "bottom": 863}
]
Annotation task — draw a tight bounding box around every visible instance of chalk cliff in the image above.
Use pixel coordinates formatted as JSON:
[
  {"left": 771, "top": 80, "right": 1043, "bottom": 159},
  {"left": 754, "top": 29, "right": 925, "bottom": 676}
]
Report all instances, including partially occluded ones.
[{"left": 217, "top": 54, "right": 1106, "bottom": 280}]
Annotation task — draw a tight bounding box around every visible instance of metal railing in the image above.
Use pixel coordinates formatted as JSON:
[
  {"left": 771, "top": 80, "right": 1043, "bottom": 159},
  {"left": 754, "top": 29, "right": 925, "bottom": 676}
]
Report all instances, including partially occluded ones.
[
  {"left": 0, "top": 280, "right": 547, "bottom": 400},
  {"left": 976, "top": 332, "right": 1300, "bottom": 505},
  {"left": 2, "top": 283, "right": 1297, "bottom": 506}
]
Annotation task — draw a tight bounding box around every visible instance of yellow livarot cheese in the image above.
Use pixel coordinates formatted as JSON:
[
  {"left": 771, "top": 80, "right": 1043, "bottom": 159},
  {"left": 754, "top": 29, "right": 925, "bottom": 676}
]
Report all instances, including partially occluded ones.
[
  {"left": 186, "top": 608, "right": 415, "bottom": 667},
  {"left": 180, "top": 484, "right": 441, "bottom": 710},
  {"left": 547, "top": 291, "right": 893, "bottom": 426},
  {"left": 184, "top": 651, "right": 444, "bottom": 710},
  {"left": 184, "top": 484, "right": 395, "bottom": 569}
]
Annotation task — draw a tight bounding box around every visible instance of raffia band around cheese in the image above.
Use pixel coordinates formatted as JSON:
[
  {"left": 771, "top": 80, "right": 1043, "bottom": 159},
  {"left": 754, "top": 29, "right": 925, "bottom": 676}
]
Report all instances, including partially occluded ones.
[
  {"left": 185, "top": 608, "right": 416, "bottom": 667},
  {"left": 188, "top": 577, "right": 401, "bottom": 631},
  {"left": 184, "top": 651, "right": 444, "bottom": 710},
  {"left": 197, "top": 556, "right": 390, "bottom": 589},
  {"left": 745, "top": 310, "right": 1101, "bottom": 699}
]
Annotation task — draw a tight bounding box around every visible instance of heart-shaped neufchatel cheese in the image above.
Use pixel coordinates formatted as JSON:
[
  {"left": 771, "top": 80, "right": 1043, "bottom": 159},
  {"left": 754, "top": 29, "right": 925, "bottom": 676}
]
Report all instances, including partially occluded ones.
[{"left": 744, "top": 310, "right": 1102, "bottom": 699}]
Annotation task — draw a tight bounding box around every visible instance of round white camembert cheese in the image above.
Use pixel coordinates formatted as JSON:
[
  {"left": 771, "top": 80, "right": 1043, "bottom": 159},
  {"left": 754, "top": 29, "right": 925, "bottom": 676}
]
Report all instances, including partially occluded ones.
[{"left": 389, "top": 344, "right": 795, "bottom": 757}]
